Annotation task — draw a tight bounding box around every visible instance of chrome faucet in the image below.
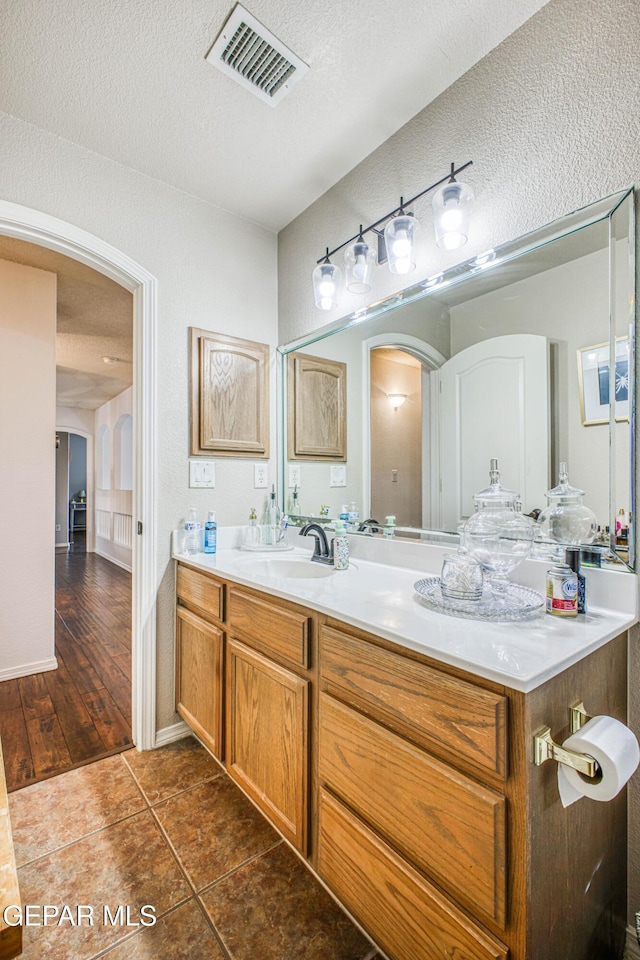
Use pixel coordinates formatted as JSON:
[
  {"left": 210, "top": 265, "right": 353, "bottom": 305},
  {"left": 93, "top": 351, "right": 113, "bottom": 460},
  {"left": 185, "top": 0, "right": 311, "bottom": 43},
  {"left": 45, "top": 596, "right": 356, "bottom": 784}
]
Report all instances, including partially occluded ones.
[
  {"left": 357, "top": 518, "right": 382, "bottom": 534},
  {"left": 299, "top": 522, "right": 334, "bottom": 564}
]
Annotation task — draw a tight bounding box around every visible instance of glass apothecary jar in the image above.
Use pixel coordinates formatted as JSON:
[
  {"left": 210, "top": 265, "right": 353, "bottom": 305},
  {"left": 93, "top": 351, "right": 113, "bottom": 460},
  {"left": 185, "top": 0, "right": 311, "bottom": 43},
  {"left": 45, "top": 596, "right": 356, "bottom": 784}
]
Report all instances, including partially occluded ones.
[
  {"left": 537, "top": 462, "right": 597, "bottom": 548},
  {"left": 462, "top": 459, "right": 535, "bottom": 599}
]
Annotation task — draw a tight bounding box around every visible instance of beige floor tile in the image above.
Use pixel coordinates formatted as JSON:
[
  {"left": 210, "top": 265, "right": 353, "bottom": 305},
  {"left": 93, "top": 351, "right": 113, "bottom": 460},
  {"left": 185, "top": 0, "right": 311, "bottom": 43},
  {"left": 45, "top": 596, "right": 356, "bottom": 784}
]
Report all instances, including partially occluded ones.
[
  {"left": 200, "top": 842, "right": 374, "bottom": 960},
  {"left": 100, "top": 899, "right": 226, "bottom": 960},
  {"left": 123, "top": 736, "right": 221, "bottom": 804},
  {"left": 17, "top": 810, "right": 190, "bottom": 960},
  {"left": 9, "top": 754, "right": 145, "bottom": 866},
  {"left": 153, "top": 776, "right": 280, "bottom": 891}
]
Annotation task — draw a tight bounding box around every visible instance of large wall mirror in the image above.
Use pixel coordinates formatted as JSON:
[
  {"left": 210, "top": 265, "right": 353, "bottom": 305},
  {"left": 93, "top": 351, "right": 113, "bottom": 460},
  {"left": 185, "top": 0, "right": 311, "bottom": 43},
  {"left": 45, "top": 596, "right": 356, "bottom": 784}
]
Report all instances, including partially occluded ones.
[{"left": 278, "top": 188, "right": 635, "bottom": 571}]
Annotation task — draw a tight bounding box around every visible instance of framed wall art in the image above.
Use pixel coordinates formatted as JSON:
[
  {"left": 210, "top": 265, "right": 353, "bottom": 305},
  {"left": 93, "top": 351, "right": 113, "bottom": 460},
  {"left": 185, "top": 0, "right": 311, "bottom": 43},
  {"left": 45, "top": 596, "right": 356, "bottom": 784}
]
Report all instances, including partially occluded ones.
[{"left": 577, "top": 337, "right": 629, "bottom": 426}]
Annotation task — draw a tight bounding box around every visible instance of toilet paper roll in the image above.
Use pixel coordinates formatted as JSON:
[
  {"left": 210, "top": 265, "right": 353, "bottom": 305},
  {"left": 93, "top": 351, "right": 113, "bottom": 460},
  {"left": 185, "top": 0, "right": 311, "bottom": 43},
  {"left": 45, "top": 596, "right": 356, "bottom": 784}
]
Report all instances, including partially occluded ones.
[{"left": 557, "top": 715, "right": 640, "bottom": 808}]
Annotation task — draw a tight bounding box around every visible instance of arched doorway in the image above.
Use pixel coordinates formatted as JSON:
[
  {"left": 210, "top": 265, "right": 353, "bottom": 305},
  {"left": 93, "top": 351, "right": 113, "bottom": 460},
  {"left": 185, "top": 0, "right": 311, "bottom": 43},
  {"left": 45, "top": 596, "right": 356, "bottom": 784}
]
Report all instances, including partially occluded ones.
[{"left": 0, "top": 199, "right": 157, "bottom": 750}]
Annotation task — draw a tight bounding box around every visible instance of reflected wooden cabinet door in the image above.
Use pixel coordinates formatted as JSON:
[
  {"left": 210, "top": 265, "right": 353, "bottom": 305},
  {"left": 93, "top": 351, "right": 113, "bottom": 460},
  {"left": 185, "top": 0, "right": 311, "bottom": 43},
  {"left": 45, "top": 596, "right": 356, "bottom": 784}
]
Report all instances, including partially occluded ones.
[
  {"left": 175, "top": 605, "right": 224, "bottom": 760},
  {"left": 288, "top": 352, "right": 346, "bottom": 460},
  {"left": 190, "top": 328, "right": 269, "bottom": 457},
  {"left": 226, "top": 637, "right": 309, "bottom": 854}
]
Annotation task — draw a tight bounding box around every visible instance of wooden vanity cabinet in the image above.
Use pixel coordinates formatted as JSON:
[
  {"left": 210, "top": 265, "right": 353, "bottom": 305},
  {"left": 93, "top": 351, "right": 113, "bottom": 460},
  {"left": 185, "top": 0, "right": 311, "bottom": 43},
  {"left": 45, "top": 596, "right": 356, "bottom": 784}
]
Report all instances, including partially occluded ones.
[{"left": 175, "top": 562, "right": 628, "bottom": 960}]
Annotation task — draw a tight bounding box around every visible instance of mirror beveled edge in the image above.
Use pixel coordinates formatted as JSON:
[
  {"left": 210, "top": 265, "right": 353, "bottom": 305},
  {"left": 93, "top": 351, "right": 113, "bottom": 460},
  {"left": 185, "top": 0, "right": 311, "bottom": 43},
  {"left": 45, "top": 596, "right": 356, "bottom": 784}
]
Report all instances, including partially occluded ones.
[{"left": 277, "top": 186, "right": 636, "bottom": 572}]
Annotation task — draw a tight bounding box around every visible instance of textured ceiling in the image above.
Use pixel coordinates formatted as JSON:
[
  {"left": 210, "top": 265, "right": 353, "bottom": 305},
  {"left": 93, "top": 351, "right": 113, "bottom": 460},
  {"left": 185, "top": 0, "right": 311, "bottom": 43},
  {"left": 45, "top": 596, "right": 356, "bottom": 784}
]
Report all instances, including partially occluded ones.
[
  {"left": 0, "top": 237, "right": 132, "bottom": 409},
  {"left": 0, "top": 0, "right": 550, "bottom": 232}
]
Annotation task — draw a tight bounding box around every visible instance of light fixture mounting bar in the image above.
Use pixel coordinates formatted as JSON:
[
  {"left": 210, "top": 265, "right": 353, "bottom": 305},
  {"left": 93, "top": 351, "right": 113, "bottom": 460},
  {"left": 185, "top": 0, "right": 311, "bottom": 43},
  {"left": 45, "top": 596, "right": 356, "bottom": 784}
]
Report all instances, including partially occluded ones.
[{"left": 316, "top": 160, "right": 473, "bottom": 264}]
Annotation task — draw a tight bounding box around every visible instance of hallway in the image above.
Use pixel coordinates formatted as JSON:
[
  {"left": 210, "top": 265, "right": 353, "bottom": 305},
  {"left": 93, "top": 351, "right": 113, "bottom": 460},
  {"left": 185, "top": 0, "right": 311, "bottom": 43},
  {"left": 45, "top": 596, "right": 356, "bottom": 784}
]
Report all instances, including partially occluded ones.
[{"left": 0, "top": 548, "right": 132, "bottom": 792}]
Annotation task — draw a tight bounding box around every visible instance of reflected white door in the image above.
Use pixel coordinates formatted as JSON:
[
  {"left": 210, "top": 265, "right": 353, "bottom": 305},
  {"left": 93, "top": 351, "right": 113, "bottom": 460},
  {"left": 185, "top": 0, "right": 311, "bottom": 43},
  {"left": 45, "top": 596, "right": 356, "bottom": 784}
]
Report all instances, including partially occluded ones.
[{"left": 435, "top": 334, "right": 549, "bottom": 529}]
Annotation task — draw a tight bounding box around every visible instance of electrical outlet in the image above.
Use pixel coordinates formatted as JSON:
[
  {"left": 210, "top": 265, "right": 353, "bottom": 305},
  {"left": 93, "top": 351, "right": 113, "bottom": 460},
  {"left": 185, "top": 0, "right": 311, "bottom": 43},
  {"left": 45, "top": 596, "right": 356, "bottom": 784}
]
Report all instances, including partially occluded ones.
[
  {"left": 330, "top": 465, "right": 347, "bottom": 487},
  {"left": 55, "top": 524, "right": 61, "bottom": 532},
  {"left": 288, "top": 465, "right": 301, "bottom": 488},
  {"left": 254, "top": 463, "right": 268, "bottom": 488},
  {"left": 189, "top": 459, "right": 215, "bottom": 488},
  {"left": 392, "top": 468, "right": 398, "bottom": 483}
]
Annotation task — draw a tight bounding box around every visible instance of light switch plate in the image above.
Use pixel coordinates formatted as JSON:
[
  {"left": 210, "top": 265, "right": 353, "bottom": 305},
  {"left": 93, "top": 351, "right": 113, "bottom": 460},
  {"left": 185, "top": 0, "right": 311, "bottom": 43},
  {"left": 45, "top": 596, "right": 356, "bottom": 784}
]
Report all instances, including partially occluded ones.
[
  {"left": 288, "top": 465, "right": 301, "bottom": 488},
  {"left": 330, "top": 465, "right": 347, "bottom": 487},
  {"left": 254, "top": 463, "right": 268, "bottom": 488},
  {"left": 189, "top": 459, "right": 215, "bottom": 488}
]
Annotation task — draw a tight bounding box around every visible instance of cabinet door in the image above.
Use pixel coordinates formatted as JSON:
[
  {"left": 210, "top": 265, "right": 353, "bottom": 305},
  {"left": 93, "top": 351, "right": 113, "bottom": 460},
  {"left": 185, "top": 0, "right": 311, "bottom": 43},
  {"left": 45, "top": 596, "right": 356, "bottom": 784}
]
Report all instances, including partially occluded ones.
[
  {"left": 226, "top": 638, "right": 309, "bottom": 854},
  {"left": 176, "top": 606, "right": 224, "bottom": 760}
]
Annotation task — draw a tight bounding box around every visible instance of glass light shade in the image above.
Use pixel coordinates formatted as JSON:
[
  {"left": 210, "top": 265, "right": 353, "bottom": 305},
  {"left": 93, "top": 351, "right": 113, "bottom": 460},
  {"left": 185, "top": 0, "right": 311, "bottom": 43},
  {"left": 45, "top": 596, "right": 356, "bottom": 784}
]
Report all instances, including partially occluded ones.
[
  {"left": 537, "top": 462, "right": 597, "bottom": 546},
  {"left": 312, "top": 260, "right": 341, "bottom": 310},
  {"left": 388, "top": 393, "right": 407, "bottom": 409},
  {"left": 344, "top": 238, "right": 375, "bottom": 294},
  {"left": 432, "top": 180, "right": 474, "bottom": 250},
  {"left": 384, "top": 214, "right": 418, "bottom": 275}
]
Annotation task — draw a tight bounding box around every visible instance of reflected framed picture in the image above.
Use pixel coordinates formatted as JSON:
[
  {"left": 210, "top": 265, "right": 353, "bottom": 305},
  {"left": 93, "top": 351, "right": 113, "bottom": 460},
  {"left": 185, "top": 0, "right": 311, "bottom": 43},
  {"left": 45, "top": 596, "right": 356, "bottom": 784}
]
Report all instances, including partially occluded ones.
[{"left": 577, "top": 337, "right": 630, "bottom": 426}]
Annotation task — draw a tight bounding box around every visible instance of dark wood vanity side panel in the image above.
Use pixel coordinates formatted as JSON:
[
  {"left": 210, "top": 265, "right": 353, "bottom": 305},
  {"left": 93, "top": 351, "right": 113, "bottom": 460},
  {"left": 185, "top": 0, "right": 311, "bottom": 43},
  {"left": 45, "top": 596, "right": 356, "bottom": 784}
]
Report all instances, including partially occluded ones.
[
  {"left": 320, "top": 621, "right": 507, "bottom": 780},
  {"left": 525, "top": 632, "right": 627, "bottom": 960}
]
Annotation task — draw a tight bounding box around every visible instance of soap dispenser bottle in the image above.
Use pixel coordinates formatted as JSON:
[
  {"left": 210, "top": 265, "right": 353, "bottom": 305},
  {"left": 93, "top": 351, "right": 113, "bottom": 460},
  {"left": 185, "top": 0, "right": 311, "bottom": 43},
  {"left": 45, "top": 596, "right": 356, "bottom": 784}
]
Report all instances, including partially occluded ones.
[
  {"left": 263, "top": 484, "right": 281, "bottom": 546},
  {"left": 333, "top": 521, "right": 349, "bottom": 570},
  {"left": 288, "top": 484, "right": 301, "bottom": 518},
  {"left": 244, "top": 508, "right": 261, "bottom": 548},
  {"left": 204, "top": 511, "right": 217, "bottom": 555}
]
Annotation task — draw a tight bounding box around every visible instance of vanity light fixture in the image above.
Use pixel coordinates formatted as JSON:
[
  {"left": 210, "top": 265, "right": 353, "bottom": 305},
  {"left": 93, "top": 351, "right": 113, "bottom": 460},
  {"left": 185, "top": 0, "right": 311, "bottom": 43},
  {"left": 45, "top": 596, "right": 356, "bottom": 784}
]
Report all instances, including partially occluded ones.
[
  {"left": 384, "top": 203, "right": 419, "bottom": 275},
  {"left": 432, "top": 168, "right": 474, "bottom": 250},
  {"left": 312, "top": 249, "right": 341, "bottom": 311},
  {"left": 388, "top": 393, "right": 408, "bottom": 410},
  {"left": 313, "top": 160, "right": 473, "bottom": 309},
  {"left": 473, "top": 249, "right": 496, "bottom": 267},
  {"left": 344, "top": 227, "right": 376, "bottom": 293}
]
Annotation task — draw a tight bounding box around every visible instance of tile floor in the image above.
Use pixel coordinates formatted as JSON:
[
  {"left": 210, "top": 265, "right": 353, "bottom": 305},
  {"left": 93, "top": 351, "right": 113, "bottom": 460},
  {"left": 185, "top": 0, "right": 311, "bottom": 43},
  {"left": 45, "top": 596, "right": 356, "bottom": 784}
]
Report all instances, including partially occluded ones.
[{"left": 8, "top": 736, "right": 383, "bottom": 960}]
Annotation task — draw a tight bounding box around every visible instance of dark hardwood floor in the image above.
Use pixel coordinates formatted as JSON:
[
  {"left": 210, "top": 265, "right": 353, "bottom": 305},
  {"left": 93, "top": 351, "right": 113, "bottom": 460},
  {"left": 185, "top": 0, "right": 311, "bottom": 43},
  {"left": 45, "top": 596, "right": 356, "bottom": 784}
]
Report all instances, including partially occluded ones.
[{"left": 0, "top": 538, "right": 132, "bottom": 792}]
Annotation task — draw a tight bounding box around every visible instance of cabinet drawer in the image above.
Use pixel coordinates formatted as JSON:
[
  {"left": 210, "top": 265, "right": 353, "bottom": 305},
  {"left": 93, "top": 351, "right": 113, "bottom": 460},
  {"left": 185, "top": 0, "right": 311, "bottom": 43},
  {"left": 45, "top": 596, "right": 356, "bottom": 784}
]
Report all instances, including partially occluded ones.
[
  {"left": 319, "top": 694, "right": 506, "bottom": 927},
  {"left": 318, "top": 790, "right": 508, "bottom": 960},
  {"left": 321, "top": 624, "right": 507, "bottom": 778},
  {"left": 176, "top": 564, "right": 224, "bottom": 622},
  {"left": 228, "top": 587, "right": 310, "bottom": 669}
]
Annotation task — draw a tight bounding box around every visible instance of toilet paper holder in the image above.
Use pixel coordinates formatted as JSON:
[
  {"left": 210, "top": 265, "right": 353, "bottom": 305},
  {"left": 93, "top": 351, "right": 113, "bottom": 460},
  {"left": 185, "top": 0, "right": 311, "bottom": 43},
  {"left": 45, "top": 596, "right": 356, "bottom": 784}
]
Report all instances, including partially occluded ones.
[{"left": 534, "top": 701, "right": 598, "bottom": 777}]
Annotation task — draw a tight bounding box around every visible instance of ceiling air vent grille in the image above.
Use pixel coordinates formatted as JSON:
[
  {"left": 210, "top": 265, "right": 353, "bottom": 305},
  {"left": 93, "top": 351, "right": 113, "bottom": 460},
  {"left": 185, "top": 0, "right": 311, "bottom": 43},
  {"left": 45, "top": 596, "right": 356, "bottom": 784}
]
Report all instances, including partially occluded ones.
[{"left": 206, "top": 4, "right": 309, "bottom": 107}]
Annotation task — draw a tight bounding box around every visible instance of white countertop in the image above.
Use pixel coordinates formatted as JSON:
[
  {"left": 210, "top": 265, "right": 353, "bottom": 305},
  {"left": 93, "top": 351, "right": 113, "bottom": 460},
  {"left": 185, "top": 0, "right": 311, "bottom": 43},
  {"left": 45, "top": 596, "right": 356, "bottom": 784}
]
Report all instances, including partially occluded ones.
[{"left": 173, "top": 529, "right": 638, "bottom": 692}]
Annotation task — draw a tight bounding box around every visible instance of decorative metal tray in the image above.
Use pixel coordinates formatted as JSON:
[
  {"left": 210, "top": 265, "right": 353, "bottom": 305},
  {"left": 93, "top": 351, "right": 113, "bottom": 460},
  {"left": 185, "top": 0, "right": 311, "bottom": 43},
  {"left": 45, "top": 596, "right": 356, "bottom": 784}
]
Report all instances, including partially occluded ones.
[{"left": 414, "top": 577, "right": 544, "bottom": 622}]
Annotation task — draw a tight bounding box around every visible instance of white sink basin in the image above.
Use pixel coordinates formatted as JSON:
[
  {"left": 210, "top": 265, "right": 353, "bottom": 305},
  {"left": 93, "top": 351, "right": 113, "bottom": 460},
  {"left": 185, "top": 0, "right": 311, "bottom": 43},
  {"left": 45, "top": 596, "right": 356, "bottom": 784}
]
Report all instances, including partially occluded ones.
[{"left": 236, "top": 557, "right": 336, "bottom": 579}]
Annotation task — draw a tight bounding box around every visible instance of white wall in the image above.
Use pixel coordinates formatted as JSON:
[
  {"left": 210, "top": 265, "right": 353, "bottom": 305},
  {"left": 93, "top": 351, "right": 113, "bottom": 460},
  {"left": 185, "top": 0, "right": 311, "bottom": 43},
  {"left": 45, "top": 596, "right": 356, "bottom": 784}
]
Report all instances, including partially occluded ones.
[
  {"left": 0, "top": 258, "right": 57, "bottom": 680},
  {"left": 0, "top": 111, "right": 278, "bottom": 731},
  {"left": 277, "top": 0, "right": 640, "bottom": 924},
  {"left": 55, "top": 432, "right": 70, "bottom": 545},
  {"left": 94, "top": 386, "right": 134, "bottom": 571}
]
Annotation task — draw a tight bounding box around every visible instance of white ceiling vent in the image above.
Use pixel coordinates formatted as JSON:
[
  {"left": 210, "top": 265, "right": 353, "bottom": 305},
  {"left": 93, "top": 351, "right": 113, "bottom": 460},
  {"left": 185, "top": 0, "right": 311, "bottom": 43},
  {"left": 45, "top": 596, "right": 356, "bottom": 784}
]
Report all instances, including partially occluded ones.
[{"left": 206, "top": 4, "right": 309, "bottom": 107}]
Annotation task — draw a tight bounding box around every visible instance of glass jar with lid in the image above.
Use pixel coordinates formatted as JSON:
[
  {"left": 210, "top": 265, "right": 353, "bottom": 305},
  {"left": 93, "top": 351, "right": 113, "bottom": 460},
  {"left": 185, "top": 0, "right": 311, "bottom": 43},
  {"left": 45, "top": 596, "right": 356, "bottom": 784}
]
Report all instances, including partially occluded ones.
[
  {"left": 462, "top": 459, "right": 535, "bottom": 600},
  {"left": 537, "top": 462, "right": 597, "bottom": 550}
]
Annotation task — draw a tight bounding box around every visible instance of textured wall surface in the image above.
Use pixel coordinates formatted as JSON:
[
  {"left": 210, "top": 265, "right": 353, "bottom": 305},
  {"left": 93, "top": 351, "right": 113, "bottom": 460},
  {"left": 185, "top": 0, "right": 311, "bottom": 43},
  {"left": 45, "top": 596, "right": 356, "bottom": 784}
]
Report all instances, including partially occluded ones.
[
  {"left": 0, "top": 110, "right": 278, "bottom": 732},
  {"left": 278, "top": 0, "right": 640, "bottom": 924},
  {"left": 0, "top": 258, "right": 57, "bottom": 677}
]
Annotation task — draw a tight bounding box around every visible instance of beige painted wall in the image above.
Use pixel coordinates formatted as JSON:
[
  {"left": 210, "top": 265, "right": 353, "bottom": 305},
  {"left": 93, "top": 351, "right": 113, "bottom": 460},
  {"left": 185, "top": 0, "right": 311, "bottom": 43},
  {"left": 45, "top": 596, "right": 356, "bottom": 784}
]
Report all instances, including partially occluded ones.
[
  {"left": 0, "top": 258, "right": 57, "bottom": 680},
  {"left": 0, "top": 108, "right": 278, "bottom": 732},
  {"left": 370, "top": 352, "right": 422, "bottom": 527},
  {"left": 277, "top": 0, "right": 640, "bottom": 924}
]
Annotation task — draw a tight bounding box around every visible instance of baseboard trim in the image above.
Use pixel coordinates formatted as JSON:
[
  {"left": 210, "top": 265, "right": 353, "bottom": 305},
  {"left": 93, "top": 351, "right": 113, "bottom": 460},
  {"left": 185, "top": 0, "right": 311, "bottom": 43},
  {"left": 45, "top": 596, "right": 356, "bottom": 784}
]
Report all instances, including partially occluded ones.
[
  {"left": 154, "top": 721, "right": 192, "bottom": 748},
  {"left": 94, "top": 548, "right": 132, "bottom": 573},
  {"left": 0, "top": 657, "right": 58, "bottom": 682},
  {"left": 625, "top": 924, "right": 640, "bottom": 960}
]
